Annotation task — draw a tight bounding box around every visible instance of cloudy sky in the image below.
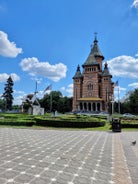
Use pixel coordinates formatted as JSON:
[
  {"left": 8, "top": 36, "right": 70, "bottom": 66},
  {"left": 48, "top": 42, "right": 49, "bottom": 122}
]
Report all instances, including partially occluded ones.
[{"left": 0, "top": 0, "right": 138, "bottom": 105}]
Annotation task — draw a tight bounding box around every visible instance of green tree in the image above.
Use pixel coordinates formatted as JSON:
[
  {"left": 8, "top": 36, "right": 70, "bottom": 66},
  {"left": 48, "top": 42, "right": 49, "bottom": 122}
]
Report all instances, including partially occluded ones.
[
  {"left": 39, "top": 91, "right": 72, "bottom": 113},
  {"left": 3, "top": 76, "right": 14, "bottom": 111},
  {"left": 51, "top": 91, "right": 62, "bottom": 112},
  {"left": 129, "top": 89, "right": 138, "bottom": 113},
  {"left": 0, "top": 98, "right": 5, "bottom": 111},
  {"left": 39, "top": 93, "right": 51, "bottom": 112},
  {"left": 58, "top": 96, "right": 72, "bottom": 113},
  {"left": 121, "top": 89, "right": 138, "bottom": 114},
  {"left": 40, "top": 91, "right": 62, "bottom": 112}
]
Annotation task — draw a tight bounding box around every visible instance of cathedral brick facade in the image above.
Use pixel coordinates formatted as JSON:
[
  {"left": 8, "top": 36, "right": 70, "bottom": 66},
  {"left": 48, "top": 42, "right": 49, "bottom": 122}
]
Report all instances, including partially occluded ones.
[{"left": 72, "top": 35, "right": 114, "bottom": 112}]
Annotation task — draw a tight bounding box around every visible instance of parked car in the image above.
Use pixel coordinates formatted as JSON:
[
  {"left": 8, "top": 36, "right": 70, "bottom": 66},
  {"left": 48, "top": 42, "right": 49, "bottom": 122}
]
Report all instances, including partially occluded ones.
[
  {"left": 98, "top": 112, "right": 109, "bottom": 116},
  {"left": 122, "top": 113, "right": 136, "bottom": 118}
]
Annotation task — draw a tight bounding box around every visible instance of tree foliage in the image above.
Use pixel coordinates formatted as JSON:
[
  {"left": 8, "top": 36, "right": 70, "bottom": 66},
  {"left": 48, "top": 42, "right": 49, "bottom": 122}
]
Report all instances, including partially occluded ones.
[
  {"left": 39, "top": 91, "right": 72, "bottom": 113},
  {"left": 2, "top": 76, "right": 14, "bottom": 110},
  {"left": 129, "top": 89, "right": 138, "bottom": 113},
  {"left": 0, "top": 99, "right": 5, "bottom": 110},
  {"left": 121, "top": 89, "right": 138, "bottom": 114}
]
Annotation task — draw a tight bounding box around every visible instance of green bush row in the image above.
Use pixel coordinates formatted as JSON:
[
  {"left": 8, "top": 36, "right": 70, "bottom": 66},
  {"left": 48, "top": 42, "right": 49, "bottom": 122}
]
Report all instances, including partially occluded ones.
[
  {"left": 35, "top": 118, "right": 106, "bottom": 128},
  {"left": 0, "top": 120, "right": 34, "bottom": 126},
  {"left": 121, "top": 123, "right": 138, "bottom": 128},
  {"left": 0, "top": 114, "right": 34, "bottom": 126}
]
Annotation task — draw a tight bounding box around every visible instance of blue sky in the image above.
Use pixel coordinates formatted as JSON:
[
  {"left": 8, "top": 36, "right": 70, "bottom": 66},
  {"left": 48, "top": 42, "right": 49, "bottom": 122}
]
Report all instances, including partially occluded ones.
[{"left": 0, "top": 0, "right": 138, "bottom": 105}]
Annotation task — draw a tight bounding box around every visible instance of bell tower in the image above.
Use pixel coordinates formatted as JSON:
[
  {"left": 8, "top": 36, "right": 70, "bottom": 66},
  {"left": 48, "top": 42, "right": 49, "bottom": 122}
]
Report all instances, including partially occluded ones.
[{"left": 72, "top": 65, "right": 83, "bottom": 111}]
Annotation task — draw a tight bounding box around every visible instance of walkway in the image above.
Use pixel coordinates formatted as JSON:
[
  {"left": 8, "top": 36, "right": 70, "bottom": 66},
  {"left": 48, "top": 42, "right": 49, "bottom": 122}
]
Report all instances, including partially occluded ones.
[{"left": 0, "top": 128, "right": 137, "bottom": 184}]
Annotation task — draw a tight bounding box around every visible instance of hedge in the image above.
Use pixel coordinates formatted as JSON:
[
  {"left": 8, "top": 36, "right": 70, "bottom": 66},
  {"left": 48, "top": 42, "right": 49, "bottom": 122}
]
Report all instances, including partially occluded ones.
[
  {"left": 35, "top": 118, "right": 106, "bottom": 128},
  {"left": 0, "top": 116, "right": 35, "bottom": 126},
  {"left": 0, "top": 120, "right": 34, "bottom": 126},
  {"left": 120, "top": 119, "right": 138, "bottom": 128},
  {"left": 0, "top": 113, "right": 106, "bottom": 128},
  {"left": 121, "top": 123, "right": 138, "bottom": 128}
]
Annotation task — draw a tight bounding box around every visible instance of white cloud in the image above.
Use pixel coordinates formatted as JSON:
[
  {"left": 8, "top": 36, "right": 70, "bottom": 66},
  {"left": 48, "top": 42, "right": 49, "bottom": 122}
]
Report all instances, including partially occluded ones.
[
  {"left": 107, "top": 55, "right": 138, "bottom": 78},
  {"left": 14, "top": 90, "right": 25, "bottom": 95},
  {"left": 114, "top": 86, "right": 126, "bottom": 94},
  {"left": 31, "top": 77, "right": 42, "bottom": 84},
  {"left": 20, "top": 57, "right": 67, "bottom": 82},
  {"left": 61, "top": 84, "right": 73, "bottom": 96},
  {"left": 10, "top": 73, "right": 20, "bottom": 82},
  {"left": 13, "top": 95, "right": 24, "bottom": 105},
  {"left": 128, "top": 82, "right": 138, "bottom": 88},
  {"left": 13, "top": 90, "right": 26, "bottom": 105},
  {"left": 66, "top": 84, "right": 73, "bottom": 95},
  {"left": 132, "top": 0, "right": 138, "bottom": 9},
  {"left": 0, "top": 31, "right": 22, "bottom": 57},
  {"left": 135, "top": 53, "right": 138, "bottom": 57},
  {"left": 60, "top": 87, "right": 65, "bottom": 91},
  {"left": 0, "top": 73, "right": 20, "bottom": 82},
  {"left": 114, "top": 86, "right": 126, "bottom": 101}
]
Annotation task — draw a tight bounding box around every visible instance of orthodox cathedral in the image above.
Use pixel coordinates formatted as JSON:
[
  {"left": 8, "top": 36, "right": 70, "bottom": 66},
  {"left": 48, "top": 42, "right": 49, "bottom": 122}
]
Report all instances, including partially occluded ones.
[{"left": 72, "top": 34, "right": 114, "bottom": 112}]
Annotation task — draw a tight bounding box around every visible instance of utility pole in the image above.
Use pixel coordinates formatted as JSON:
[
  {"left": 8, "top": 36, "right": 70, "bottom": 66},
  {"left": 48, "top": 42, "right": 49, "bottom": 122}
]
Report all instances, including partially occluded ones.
[
  {"left": 118, "top": 85, "right": 120, "bottom": 114},
  {"left": 50, "top": 91, "right": 52, "bottom": 112}
]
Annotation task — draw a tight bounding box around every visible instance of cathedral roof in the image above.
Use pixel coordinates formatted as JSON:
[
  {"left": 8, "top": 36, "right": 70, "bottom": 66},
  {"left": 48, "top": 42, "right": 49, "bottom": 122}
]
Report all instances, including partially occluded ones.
[
  {"left": 73, "top": 65, "right": 83, "bottom": 79},
  {"left": 82, "top": 34, "right": 104, "bottom": 67},
  {"left": 102, "top": 62, "right": 112, "bottom": 77},
  {"left": 82, "top": 53, "right": 99, "bottom": 67},
  {"left": 91, "top": 35, "right": 104, "bottom": 59}
]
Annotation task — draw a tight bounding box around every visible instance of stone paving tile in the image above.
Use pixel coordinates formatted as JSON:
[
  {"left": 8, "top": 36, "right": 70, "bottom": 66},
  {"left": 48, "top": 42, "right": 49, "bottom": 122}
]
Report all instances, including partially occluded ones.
[
  {"left": 30, "top": 176, "right": 51, "bottom": 184},
  {"left": 41, "top": 169, "right": 58, "bottom": 178},
  {"left": 0, "top": 128, "right": 137, "bottom": 184},
  {"left": 0, "top": 170, "right": 20, "bottom": 180},
  {"left": 73, "top": 175, "right": 92, "bottom": 184},
  {"left": 78, "top": 169, "right": 92, "bottom": 178},
  {"left": 0, "top": 177, "right": 7, "bottom": 184},
  {"left": 1, "top": 161, "right": 17, "bottom": 169},
  {"left": 64, "top": 166, "right": 80, "bottom": 175},
  {"left": 57, "top": 172, "right": 74, "bottom": 181},
  {"left": 14, "top": 173, "right": 35, "bottom": 183},
  {"left": 49, "top": 163, "right": 65, "bottom": 171}
]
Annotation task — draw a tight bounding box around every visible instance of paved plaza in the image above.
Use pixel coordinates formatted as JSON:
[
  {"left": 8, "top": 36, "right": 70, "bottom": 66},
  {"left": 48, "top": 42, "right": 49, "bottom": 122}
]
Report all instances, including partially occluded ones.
[{"left": 0, "top": 128, "right": 137, "bottom": 184}]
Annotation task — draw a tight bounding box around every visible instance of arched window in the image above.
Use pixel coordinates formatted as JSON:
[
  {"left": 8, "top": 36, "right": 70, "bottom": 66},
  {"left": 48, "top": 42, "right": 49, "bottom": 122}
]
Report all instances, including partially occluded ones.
[
  {"left": 88, "top": 83, "right": 93, "bottom": 90},
  {"left": 84, "top": 103, "right": 87, "bottom": 110},
  {"left": 88, "top": 103, "right": 91, "bottom": 111},
  {"left": 93, "top": 103, "right": 96, "bottom": 111},
  {"left": 80, "top": 103, "right": 83, "bottom": 110},
  {"left": 97, "top": 103, "right": 100, "bottom": 111}
]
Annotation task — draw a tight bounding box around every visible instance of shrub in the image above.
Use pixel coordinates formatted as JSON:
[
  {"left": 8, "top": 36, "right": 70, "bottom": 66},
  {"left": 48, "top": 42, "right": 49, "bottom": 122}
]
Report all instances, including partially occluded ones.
[
  {"left": 121, "top": 119, "right": 138, "bottom": 128},
  {"left": 0, "top": 120, "right": 34, "bottom": 126},
  {"left": 0, "top": 113, "right": 106, "bottom": 128},
  {"left": 0, "top": 113, "right": 35, "bottom": 126},
  {"left": 35, "top": 117, "right": 106, "bottom": 128}
]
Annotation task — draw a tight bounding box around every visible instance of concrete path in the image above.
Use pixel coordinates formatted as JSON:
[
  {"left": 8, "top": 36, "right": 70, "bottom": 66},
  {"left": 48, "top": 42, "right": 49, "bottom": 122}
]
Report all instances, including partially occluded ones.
[{"left": 0, "top": 128, "right": 137, "bottom": 184}]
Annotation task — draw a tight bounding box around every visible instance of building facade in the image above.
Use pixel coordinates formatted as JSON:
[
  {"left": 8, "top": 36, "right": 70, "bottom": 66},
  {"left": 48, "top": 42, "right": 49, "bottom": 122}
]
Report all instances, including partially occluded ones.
[{"left": 72, "top": 35, "right": 114, "bottom": 112}]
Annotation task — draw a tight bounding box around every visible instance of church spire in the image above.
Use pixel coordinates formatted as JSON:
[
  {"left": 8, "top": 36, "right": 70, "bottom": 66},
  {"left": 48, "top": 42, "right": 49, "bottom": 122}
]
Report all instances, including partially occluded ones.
[
  {"left": 102, "top": 62, "right": 112, "bottom": 77},
  {"left": 94, "top": 32, "right": 98, "bottom": 43},
  {"left": 73, "top": 65, "right": 82, "bottom": 79},
  {"left": 82, "top": 33, "right": 104, "bottom": 67},
  {"left": 90, "top": 33, "right": 104, "bottom": 60}
]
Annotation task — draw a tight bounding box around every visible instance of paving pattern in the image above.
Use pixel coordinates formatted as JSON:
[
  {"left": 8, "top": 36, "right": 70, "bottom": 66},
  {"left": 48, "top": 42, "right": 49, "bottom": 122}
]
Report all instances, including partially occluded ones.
[{"left": 0, "top": 128, "right": 137, "bottom": 184}]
